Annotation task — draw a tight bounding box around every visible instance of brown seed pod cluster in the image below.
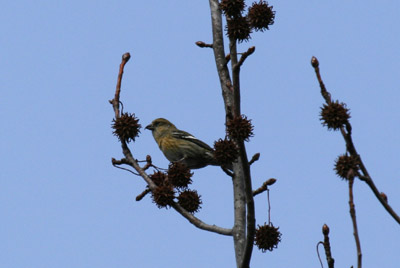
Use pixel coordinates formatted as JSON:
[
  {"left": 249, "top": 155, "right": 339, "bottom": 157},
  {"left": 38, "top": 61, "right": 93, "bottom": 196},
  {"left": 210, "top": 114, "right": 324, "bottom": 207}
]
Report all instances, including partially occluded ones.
[
  {"left": 254, "top": 223, "right": 282, "bottom": 252},
  {"left": 226, "top": 16, "right": 252, "bottom": 42},
  {"left": 334, "top": 154, "right": 360, "bottom": 180},
  {"left": 248, "top": 1, "right": 275, "bottom": 32},
  {"left": 220, "top": 0, "right": 275, "bottom": 42},
  {"left": 167, "top": 162, "right": 193, "bottom": 189},
  {"left": 226, "top": 115, "right": 254, "bottom": 142},
  {"left": 177, "top": 190, "right": 202, "bottom": 214},
  {"left": 219, "top": 0, "right": 246, "bottom": 17},
  {"left": 320, "top": 101, "right": 350, "bottom": 131},
  {"left": 149, "top": 166, "right": 201, "bottom": 213},
  {"left": 149, "top": 171, "right": 168, "bottom": 187},
  {"left": 213, "top": 138, "right": 238, "bottom": 166},
  {"left": 151, "top": 184, "right": 175, "bottom": 209},
  {"left": 112, "top": 112, "right": 141, "bottom": 143}
]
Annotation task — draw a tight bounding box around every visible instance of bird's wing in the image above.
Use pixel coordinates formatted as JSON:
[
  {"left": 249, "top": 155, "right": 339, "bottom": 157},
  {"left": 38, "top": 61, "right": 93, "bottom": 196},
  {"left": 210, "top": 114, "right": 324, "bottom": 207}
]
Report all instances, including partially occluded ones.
[{"left": 171, "top": 130, "right": 213, "bottom": 151}]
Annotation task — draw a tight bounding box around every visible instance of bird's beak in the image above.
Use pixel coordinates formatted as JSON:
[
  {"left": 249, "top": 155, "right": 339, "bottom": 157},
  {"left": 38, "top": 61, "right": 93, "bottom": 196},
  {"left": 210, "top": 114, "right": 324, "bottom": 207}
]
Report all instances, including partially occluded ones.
[{"left": 145, "top": 123, "right": 154, "bottom": 131}]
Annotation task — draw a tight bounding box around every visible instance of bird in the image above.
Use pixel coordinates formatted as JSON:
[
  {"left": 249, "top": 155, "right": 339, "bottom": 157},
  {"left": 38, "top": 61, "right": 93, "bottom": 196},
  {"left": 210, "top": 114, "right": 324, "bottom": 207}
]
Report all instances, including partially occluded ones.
[{"left": 145, "top": 118, "right": 219, "bottom": 169}]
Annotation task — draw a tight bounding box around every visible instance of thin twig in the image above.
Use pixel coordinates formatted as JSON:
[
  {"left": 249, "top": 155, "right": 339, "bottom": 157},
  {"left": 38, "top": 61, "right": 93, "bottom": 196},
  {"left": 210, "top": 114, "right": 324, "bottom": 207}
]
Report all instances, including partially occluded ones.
[
  {"left": 311, "top": 56, "right": 400, "bottom": 225},
  {"left": 113, "top": 164, "right": 140, "bottom": 176},
  {"left": 249, "top": 153, "right": 260, "bottom": 165},
  {"left": 225, "top": 54, "right": 231, "bottom": 64},
  {"left": 253, "top": 178, "right": 276, "bottom": 197},
  {"left": 322, "top": 224, "right": 335, "bottom": 268},
  {"left": 136, "top": 188, "right": 151, "bottom": 201},
  {"left": 359, "top": 173, "right": 399, "bottom": 223},
  {"left": 109, "top": 52, "right": 131, "bottom": 119},
  {"left": 311, "top": 56, "right": 331, "bottom": 104},
  {"left": 267, "top": 188, "right": 271, "bottom": 224},
  {"left": 237, "top": 46, "right": 255, "bottom": 69},
  {"left": 316, "top": 241, "right": 325, "bottom": 268},
  {"left": 142, "top": 155, "right": 153, "bottom": 171},
  {"left": 221, "top": 166, "right": 234, "bottom": 177},
  {"left": 112, "top": 157, "right": 130, "bottom": 165},
  {"left": 171, "top": 202, "right": 233, "bottom": 236},
  {"left": 348, "top": 172, "right": 362, "bottom": 268},
  {"left": 195, "top": 41, "right": 213, "bottom": 48}
]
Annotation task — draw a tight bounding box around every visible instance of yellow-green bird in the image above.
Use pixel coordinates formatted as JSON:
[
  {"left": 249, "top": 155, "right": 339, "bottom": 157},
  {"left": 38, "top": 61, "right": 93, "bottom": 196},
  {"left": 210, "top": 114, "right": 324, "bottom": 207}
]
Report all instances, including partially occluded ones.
[{"left": 145, "top": 118, "right": 219, "bottom": 169}]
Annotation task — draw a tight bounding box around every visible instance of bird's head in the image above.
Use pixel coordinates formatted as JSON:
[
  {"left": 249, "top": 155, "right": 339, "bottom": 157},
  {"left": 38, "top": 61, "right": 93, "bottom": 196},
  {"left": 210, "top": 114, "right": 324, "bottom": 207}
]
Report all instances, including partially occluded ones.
[
  {"left": 145, "top": 118, "right": 175, "bottom": 131},
  {"left": 145, "top": 118, "right": 177, "bottom": 139}
]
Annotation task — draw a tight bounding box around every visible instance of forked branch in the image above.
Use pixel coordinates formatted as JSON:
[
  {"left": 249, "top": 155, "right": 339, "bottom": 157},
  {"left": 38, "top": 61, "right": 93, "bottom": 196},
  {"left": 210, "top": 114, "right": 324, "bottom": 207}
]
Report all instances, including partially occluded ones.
[
  {"left": 311, "top": 56, "right": 400, "bottom": 225},
  {"left": 110, "top": 53, "right": 233, "bottom": 237}
]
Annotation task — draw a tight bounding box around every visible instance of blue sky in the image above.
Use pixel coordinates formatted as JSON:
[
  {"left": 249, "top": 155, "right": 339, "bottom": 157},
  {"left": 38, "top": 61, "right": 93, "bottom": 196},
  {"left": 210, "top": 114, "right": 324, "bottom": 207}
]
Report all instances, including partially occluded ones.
[{"left": 1, "top": 1, "right": 400, "bottom": 267}]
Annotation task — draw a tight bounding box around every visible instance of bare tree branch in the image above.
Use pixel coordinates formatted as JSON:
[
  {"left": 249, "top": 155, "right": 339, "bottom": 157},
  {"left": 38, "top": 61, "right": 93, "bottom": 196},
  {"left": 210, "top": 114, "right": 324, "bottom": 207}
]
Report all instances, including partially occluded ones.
[
  {"left": 248, "top": 152, "right": 260, "bottom": 165},
  {"left": 110, "top": 53, "right": 233, "bottom": 237},
  {"left": 229, "top": 38, "right": 241, "bottom": 116},
  {"left": 316, "top": 241, "right": 325, "bottom": 268},
  {"left": 141, "top": 155, "right": 153, "bottom": 171},
  {"left": 109, "top": 52, "right": 131, "bottom": 118},
  {"left": 348, "top": 171, "right": 362, "bottom": 268},
  {"left": 120, "top": 133, "right": 234, "bottom": 236},
  {"left": 209, "top": 0, "right": 234, "bottom": 116},
  {"left": 253, "top": 178, "right": 276, "bottom": 197},
  {"left": 209, "top": 1, "right": 247, "bottom": 266},
  {"left": 136, "top": 188, "right": 151, "bottom": 201},
  {"left": 311, "top": 56, "right": 400, "bottom": 225},
  {"left": 228, "top": 29, "right": 255, "bottom": 268},
  {"left": 237, "top": 46, "right": 256, "bottom": 69},
  {"left": 171, "top": 202, "right": 233, "bottom": 236},
  {"left": 228, "top": 39, "right": 256, "bottom": 268},
  {"left": 322, "top": 224, "right": 335, "bottom": 268},
  {"left": 195, "top": 41, "right": 213, "bottom": 48},
  {"left": 209, "top": 2, "right": 256, "bottom": 266}
]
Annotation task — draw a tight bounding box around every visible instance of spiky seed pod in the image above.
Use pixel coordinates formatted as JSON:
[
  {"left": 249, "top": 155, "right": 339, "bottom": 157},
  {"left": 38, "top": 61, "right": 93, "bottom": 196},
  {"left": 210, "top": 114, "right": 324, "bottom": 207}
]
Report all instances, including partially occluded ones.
[
  {"left": 226, "top": 16, "right": 252, "bottom": 43},
  {"left": 247, "top": 1, "right": 275, "bottom": 32},
  {"left": 152, "top": 184, "right": 175, "bottom": 209},
  {"left": 177, "top": 190, "right": 202, "bottom": 214},
  {"left": 213, "top": 138, "right": 238, "bottom": 166},
  {"left": 226, "top": 115, "right": 254, "bottom": 141},
  {"left": 149, "top": 171, "right": 168, "bottom": 187},
  {"left": 334, "top": 154, "right": 360, "bottom": 180},
  {"left": 254, "top": 223, "right": 282, "bottom": 252},
  {"left": 219, "top": 0, "right": 246, "bottom": 17},
  {"left": 320, "top": 101, "right": 350, "bottom": 131},
  {"left": 167, "top": 162, "right": 193, "bottom": 189},
  {"left": 112, "top": 113, "right": 141, "bottom": 143}
]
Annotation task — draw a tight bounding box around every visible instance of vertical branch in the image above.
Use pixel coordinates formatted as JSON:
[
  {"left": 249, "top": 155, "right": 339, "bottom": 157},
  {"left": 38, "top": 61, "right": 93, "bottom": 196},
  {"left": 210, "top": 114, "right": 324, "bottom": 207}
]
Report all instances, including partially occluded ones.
[
  {"left": 209, "top": 0, "right": 234, "bottom": 116},
  {"left": 110, "top": 53, "right": 131, "bottom": 118},
  {"left": 311, "top": 56, "right": 400, "bottom": 225},
  {"left": 311, "top": 56, "right": 331, "bottom": 104},
  {"left": 229, "top": 38, "right": 241, "bottom": 116},
  {"left": 237, "top": 141, "right": 255, "bottom": 268},
  {"left": 228, "top": 31, "right": 255, "bottom": 268},
  {"left": 209, "top": 2, "right": 256, "bottom": 267},
  {"left": 322, "top": 224, "right": 335, "bottom": 268},
  {"left": 348, "top": 173, "right": 362, "bottom": 268},
  {"left": 209, "top": 1, "right": 247, "bottom": 267},
  {"left": 267, "top": 188, "right": 271, "bottom": 224},
  {"left": 231, "top": 165, "right": 247, "bottom": 267}
]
